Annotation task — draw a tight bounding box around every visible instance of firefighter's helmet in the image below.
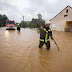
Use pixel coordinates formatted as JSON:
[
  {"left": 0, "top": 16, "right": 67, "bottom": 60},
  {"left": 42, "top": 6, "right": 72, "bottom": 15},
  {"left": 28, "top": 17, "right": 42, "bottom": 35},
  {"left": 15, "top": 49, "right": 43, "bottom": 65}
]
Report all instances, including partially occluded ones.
[{"left": 45, "top": 20, "right": 50, "bottom": 25}]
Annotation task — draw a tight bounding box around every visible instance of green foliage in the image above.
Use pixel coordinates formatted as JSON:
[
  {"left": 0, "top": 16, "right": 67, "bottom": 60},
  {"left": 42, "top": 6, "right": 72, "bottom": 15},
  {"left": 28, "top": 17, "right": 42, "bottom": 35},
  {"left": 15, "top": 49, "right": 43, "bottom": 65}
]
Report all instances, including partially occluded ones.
[
  {"left": 37, "top": 14, "right": 42, "bottom": 20},
  {"left": 30, "top": 27, "right": 33, "bottom": 29},
  {"left": 20, "top": 21, "right": 29, "bottom": 28},
  {"left": 29, "top": 18, "right": 45, "bottom": 28},
  {"left": 0, "top": 14, "right": 8, "bottom": 27},
  {"left": 28, "top": 14, "right": 45, "bottom": 28},
  {"left": 15, "top": 22, "right": 19, "bottom": 26},
  {"left": 19, "top": 14, "right": 45, "bottom": 28}
]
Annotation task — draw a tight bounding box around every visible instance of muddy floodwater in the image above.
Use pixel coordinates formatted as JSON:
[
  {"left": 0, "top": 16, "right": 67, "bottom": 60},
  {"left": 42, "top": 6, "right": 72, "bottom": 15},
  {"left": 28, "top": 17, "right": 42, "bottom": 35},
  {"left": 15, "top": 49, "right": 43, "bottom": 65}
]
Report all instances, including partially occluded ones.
[{"left": 0, "top": 27, "right": 72, "bottom": 72}]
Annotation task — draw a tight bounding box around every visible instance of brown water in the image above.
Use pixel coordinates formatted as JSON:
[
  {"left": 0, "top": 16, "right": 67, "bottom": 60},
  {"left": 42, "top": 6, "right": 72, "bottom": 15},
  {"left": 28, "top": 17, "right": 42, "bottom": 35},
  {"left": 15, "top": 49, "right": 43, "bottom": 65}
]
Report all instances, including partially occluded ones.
[{"left": 0, "top": 27, "right": 72, "bottom": 72}]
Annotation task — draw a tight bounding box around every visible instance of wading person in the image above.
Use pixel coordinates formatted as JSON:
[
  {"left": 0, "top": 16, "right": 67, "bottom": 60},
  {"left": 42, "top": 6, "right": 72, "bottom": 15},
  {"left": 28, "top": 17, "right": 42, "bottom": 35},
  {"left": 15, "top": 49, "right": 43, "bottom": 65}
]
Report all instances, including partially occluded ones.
[
  {"left": 17, "top": 24, "right": 20, "bottom": 32},
  {"left": 37, "top": 20, "right": 54, "bottom": 50}
]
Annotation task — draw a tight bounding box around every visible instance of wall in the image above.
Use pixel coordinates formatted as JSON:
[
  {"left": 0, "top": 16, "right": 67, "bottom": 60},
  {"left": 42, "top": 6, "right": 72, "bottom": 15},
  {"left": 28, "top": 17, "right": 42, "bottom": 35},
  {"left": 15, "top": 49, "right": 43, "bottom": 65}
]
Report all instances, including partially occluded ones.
[{"left": 50, "top": 6, "right": 72, "bottom": 31}]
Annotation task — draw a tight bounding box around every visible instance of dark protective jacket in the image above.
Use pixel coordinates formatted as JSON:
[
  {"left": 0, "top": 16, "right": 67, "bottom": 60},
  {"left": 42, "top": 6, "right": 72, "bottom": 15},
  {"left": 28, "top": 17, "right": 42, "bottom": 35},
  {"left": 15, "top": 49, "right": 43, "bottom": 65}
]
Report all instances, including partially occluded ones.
[
  {"left": 37, "top": 26, "right": 53, "bottom": 43},
  {"left": 17, "top": 26, "right": 20, "bottom": 30}
]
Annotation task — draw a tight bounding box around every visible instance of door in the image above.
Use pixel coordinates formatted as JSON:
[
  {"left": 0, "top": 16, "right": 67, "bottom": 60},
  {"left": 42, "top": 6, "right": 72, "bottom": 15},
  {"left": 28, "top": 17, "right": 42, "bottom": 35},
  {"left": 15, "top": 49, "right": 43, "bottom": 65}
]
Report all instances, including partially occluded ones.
[{"left": 70, "top": 24, "right": 72, "bottom": 32}]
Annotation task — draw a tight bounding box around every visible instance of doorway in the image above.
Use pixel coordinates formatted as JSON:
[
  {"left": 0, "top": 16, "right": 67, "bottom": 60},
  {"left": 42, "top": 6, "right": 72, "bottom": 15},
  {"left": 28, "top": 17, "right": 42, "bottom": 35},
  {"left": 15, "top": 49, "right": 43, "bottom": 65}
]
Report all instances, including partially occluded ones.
[
  {"left": 65, "top": 21, "right": 72, "bottom": 32},
  {"left": 70, "top": 24, "right": 72, "bottom": 32}
]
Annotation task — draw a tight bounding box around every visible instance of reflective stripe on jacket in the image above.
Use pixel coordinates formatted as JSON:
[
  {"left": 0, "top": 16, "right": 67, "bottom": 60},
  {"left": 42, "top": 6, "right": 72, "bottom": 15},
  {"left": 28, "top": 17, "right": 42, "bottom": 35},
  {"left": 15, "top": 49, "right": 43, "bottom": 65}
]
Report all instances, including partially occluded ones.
[{"left": 37, "top": 26, "right": 53, "bottom": 43}]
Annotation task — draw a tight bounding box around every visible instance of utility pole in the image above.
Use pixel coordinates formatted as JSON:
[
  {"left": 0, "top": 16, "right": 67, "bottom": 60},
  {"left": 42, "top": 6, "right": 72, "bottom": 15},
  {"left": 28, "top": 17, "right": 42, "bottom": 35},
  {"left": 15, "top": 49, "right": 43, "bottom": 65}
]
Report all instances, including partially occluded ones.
[{"left": 23, "top": 16, "right": 24, "bottom": 21}]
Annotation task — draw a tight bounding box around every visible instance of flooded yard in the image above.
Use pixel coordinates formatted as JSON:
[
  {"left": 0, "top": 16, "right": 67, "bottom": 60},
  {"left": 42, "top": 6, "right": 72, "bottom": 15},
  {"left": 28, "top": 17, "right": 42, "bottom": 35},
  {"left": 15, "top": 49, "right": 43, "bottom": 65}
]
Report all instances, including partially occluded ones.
[{"left": 0, "top": 27, "right": 72, "bottom": 72}]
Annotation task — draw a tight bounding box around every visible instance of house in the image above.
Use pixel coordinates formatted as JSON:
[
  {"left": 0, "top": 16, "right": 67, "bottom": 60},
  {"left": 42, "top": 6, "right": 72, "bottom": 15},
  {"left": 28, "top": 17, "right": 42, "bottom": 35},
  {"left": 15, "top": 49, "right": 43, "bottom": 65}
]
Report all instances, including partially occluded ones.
[{"left": 50, "top": 5, "right": 72, "bottom": 32}]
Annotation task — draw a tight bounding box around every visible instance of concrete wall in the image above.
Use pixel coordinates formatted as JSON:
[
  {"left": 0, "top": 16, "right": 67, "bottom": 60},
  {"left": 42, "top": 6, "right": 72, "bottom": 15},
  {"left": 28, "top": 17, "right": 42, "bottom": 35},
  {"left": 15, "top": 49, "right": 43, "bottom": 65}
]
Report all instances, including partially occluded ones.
[{"left": 50, "top": 6, "right": 72, "bottom": 31}]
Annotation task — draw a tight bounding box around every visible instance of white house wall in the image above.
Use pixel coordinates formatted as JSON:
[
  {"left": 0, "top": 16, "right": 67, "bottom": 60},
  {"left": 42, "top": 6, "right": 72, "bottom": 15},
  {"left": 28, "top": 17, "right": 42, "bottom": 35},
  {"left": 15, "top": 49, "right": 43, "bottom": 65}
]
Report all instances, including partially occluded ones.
[{"left": 50, "top": 6, "right": 72, "bottom": 31}]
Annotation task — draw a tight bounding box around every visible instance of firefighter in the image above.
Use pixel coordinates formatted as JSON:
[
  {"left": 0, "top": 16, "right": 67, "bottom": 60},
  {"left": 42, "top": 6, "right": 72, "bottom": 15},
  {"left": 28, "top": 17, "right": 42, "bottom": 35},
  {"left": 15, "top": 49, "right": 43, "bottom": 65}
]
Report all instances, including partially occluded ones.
[
  {"left": 37, "top": 20, "right": 54, "bottom": 50},
  {"left": 17, "top": 24, "right": 20, "bottom": 32}
]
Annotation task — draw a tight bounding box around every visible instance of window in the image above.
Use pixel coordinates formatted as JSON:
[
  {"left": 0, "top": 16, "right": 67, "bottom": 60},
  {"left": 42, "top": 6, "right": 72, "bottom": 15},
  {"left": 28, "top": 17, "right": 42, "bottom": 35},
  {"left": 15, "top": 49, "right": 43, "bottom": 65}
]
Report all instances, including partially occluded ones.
[
  {"left": 52, "top": 24, "right": 56, "bottom": 28},
  {"left": 66, "top": 9, "right": 68, "bottom": 13},
  {"left": 64, "top": 15, "right": 68, "bottom": 17}
]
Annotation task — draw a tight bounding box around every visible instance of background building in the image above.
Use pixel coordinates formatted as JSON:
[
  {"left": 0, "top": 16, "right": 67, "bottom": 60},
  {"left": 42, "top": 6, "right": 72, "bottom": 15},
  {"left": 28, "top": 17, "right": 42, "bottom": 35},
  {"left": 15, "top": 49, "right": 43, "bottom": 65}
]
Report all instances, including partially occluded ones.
[{"left": 50, "top": 5, "right": 72, "bottom": 32}]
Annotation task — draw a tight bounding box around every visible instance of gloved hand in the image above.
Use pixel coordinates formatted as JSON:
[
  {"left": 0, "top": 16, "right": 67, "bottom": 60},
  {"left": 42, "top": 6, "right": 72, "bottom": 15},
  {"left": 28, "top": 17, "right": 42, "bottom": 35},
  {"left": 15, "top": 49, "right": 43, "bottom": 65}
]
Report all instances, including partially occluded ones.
[{"left": 40, "top": 26, "right": 43, "bottom": 30}]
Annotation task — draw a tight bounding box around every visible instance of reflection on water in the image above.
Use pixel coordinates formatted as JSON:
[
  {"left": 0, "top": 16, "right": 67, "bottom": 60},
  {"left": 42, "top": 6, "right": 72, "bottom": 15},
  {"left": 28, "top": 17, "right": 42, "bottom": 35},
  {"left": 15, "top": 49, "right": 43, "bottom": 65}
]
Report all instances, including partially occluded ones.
[
  {"left": 5, "top": 30, "right": 9, "bottom": 38},
  {"left": 17, "top": 31, "right": 21, "bottom": 35},
  {"left": 5, "top": 30, "right": 9, "bottom": 35},
  {"left": 0, "top": 27, "right": 72, "bottom": 72}
]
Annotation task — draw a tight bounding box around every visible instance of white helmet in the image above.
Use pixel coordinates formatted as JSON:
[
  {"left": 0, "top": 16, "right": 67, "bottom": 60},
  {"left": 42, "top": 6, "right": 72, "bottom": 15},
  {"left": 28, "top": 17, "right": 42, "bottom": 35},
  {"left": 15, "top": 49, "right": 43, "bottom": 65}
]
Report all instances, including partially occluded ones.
[{"left": 45, "top": 20, "right": 50, "bottom": 25}]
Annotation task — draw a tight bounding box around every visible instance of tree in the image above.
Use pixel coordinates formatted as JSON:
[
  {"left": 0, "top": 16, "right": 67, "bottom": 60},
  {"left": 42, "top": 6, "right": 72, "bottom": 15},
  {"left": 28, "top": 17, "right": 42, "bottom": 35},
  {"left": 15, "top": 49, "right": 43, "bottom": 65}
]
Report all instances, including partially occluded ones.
[
  {"left": 0, "top": 14, "right": 8, "bottom": 27},
  {"left": 29, "top": 16, "right": 45, "bottom": 28},
  {"left": 37, "top": 14, "right": 45, "bottom": 26},
  {"left": 20, "top": 21, "right": 29, "bottom": 28},
  {"left": 37, "top": 14, "right": 42, "bottom": 20},
  {"left": 3, "top": 14, "right": 8, "bottom": 26}
]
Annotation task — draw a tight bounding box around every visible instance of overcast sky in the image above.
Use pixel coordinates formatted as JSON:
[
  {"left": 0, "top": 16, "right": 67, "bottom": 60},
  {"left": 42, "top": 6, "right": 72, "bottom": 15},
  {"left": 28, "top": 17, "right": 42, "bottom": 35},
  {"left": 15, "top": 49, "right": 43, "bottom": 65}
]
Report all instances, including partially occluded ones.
[{"left": 0, "top": 0, "right": 72, "bottom": 23}]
